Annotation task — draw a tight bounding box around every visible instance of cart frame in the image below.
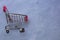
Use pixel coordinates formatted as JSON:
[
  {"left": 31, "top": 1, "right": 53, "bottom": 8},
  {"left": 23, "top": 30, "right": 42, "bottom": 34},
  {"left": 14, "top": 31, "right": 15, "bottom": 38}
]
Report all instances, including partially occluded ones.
[{"left": 3, "top": 6, "right": 28, "bottom": 33}]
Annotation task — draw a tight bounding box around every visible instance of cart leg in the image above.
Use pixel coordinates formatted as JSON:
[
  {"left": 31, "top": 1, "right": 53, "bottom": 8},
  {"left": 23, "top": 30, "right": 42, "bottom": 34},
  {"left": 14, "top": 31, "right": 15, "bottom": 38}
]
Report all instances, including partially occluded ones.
[{"left": 5, "top": 26, "right": 9, "bottom": 33}]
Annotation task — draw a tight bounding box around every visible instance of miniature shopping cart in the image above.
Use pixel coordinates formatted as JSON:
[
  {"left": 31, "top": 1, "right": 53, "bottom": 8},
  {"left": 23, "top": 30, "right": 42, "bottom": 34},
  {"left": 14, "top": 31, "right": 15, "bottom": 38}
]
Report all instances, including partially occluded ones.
[{"left": 3, "top": 6, "right": 28, "bottom": 33}]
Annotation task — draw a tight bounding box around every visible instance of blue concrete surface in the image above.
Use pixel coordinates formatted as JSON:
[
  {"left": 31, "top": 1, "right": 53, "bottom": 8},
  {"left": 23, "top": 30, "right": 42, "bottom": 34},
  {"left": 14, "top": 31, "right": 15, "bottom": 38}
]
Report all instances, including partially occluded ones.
[{"left": 0, "top": 0, "right": 60, "bottom": 40}]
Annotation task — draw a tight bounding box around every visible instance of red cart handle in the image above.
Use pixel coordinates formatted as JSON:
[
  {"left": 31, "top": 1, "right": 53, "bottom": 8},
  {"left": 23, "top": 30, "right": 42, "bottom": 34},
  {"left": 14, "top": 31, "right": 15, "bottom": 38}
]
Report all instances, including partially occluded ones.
[
  {"left": 24, "top": 15, "right": 28, "bottom": 22},
  {"left": 3, "top": 5, "right": 7, "bottom": 12}
]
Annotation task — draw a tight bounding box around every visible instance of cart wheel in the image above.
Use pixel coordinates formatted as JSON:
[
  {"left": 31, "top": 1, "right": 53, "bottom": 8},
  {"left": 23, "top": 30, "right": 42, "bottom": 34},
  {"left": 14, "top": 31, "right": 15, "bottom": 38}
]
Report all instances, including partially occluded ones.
[
  {"left": 6, "top": 29, "right": 9, "bottom": 33},
  {"left": 19, "top": 28, "right": 25, "bottom": 32}
]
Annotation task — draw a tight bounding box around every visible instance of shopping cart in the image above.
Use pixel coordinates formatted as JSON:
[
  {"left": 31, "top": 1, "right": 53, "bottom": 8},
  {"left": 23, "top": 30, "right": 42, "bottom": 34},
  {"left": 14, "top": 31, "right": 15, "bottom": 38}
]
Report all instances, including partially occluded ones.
[{"left": 3, "top": 6, "right": 28, "bottom": 33}]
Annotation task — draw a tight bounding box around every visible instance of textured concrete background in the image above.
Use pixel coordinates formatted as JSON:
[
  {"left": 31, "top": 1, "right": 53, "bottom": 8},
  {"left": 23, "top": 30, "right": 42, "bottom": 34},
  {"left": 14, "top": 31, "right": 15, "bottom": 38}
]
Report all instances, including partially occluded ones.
[{"left": 0, "top": 0, "right": 60, "bottom": 40}]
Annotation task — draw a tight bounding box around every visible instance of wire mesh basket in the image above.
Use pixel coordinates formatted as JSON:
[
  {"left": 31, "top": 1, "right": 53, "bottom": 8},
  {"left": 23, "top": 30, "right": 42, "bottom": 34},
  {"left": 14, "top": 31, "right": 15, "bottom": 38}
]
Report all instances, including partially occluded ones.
[{"left": 3, "top": 6, "right": 28, "bottom": 33}]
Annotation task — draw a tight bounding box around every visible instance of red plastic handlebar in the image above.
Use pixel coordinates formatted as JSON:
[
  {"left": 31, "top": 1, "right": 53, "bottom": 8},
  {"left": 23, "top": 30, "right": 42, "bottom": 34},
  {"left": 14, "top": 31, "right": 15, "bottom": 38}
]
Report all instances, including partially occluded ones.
[
  {"left": 24, "top": 15, "right": 28, "bottom": 22},
  {"left": 3, "top": 6, "right": 7, "bottom": 12}
]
